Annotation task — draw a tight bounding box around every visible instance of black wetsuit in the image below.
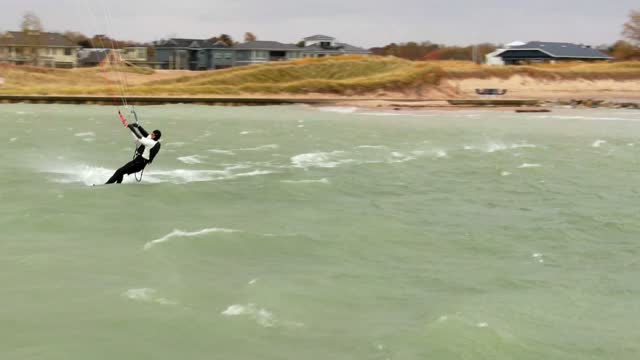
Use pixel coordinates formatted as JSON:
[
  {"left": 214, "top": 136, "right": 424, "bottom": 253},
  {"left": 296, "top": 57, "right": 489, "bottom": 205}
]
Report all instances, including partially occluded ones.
[{"left": 106, "top": 124, "right": 160, "bottom": 184}]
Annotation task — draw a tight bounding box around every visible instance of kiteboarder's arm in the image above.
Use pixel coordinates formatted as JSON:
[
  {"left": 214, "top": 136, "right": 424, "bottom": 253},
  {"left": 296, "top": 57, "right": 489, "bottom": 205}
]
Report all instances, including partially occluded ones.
[
  {"left": 135, "top": 124, "right": 149, "bottom": 137},
  {"left": 127, "top": 124, "right": 143, "bottom": 139}
]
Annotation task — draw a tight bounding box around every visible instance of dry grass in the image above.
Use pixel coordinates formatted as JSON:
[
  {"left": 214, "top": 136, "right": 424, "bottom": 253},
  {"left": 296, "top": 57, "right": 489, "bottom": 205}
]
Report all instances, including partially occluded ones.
[{"left": 1, "top": 56, "right": 639, "bottom": 96}]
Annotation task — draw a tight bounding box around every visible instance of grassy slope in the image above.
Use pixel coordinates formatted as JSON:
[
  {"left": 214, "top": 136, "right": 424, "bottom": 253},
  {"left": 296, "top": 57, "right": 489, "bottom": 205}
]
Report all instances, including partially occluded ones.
[{"left": 1, "top": 56, "right": 640, "bottom": 96}]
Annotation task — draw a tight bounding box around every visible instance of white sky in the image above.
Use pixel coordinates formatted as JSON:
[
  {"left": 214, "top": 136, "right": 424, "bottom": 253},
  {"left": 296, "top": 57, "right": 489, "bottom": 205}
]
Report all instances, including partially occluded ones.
[{"left": 0, "top": 0, "right": 636, "bottom": 48}]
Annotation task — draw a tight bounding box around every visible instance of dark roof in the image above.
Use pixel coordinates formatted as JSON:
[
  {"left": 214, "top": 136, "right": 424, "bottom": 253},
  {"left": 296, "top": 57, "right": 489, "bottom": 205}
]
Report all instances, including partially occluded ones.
[
  {"left": 234, "top": 41, "right": 301, "bottom": 51},
  {"left": 304, "top": 42, "right": 370, "bottom": 54},
  {"left": 78, "top": 49, "right": 110, "bottom": 64},
  {"left": 303, "top": 34, "right": 335, "bottom": 41},
  {"left": 154, "top": 38, "right": 229, "bottom": 49},
  {"left": 0, "top": 31, "right": 79, "bottom": 47},
  {"left": 503, "top": 41, "right": 612, "bottom": 59}
]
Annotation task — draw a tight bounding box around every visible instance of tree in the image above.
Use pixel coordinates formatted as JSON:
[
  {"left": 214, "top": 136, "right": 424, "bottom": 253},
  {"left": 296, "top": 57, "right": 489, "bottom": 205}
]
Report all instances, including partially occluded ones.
[
  {"left": 217, "top": 34, "right": 233, "bottom": 46},
  {"left": 64, "top": 31, "right": 90, "bottom": 47},
  {"left": 21, "top": 11, "right": 43, "bottom": 32},
  {"left": 244, "top": 32, "right": 257, "bottom": 42},
  {"left": 609, "top": 40, "right": 640, "bottom": 60},
  {"left": 623, "top": 10, "right": 640, "bottom": 43},
  {"left": 21, "top": 12, "right": 43, "bottom": 66}
]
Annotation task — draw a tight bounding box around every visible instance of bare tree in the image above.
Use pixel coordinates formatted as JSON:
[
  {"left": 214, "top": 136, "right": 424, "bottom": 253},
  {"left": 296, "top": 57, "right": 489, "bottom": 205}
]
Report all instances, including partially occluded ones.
[
  {"left": 244, "top": 32, "right": 257, "bottom": 42},
  {"left": 21, "top": 12, "right": 43, "bottom": 66},
  {"left": 623, "top": 9, "right": 640, "bottom": 43},
  {"left": 21, "top": 11, "right": 43, "bottom": 32}
]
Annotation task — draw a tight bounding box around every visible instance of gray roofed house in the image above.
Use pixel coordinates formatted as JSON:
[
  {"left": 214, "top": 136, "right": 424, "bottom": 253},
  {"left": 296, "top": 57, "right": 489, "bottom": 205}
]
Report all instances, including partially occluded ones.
[
  {"left": 233, "top": 41, "right": 304, "bottom": 66},
  {"left": 494, "top": 41, "right": 612, "bottom": 65},
  {"left": 0, "top": 31, "right": 81, "bottom": 68},
  {"left": 301, "top": 35, "right": 370, "bottom": 57},
  {"left": 151, "top": 35, "right": 370, "bottom": 70},
  {"left": 153, "top": 38, "right": 232, "bottom": 70}
]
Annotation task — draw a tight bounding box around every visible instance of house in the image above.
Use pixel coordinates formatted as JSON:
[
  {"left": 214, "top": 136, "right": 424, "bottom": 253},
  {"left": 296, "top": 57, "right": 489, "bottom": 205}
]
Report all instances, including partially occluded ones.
[
  {"left": 152, "top": 35, "right": 370, "bottom": 70},
  {"left": 153, "top": 38, "right": 231, "bottom": 70},
  {"left": 77, "top": 48, "right": 112, "bottom": 67},
  {"left": 300, "top": 34, "right": 370, "bottom": 58},
  {"left": 233, "top": 41, "right": 304, "bottom": 66},
  {"left": 0, "top": 31, "right": 81, "bottom": 68},
  {"left": 489, "top": 41, "right": 612, "bottom": 65},
  {"left": 121, "top": 47, "right": 149, "bottom": 66}
]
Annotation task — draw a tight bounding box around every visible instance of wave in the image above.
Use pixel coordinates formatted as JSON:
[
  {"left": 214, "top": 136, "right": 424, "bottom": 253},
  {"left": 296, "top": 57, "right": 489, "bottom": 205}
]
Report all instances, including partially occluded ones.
[
  {"left": 485, "top": 142, "right": 537, "bottom": 153},
  {"left": 74, "top": 132, "right": 95, "bottom": 137},
  {"left": 291, "top": 151, "right": 354, "bottom": 168},
  {"left": 236, "top": 144, "right": 279, "bottom": 151},
  {"left": 316, "top": 106, "right": 358, "bottom": 114},
  {"left": 208, "top": 149, "right": 236, "bottom": 155},
  {"left": 122, "top": 288, "right": 177, "bottom": 305},
  {"left": 222, "top": 303, "right": 275, "bottom": 327},
  {"left": 592, "top": 140, "right": 607, "bottom": 148},
  {"left": 143, "top": 227, "right": 239, "bottom": 250},
  {"left": 281, "top": 178, "right": 330, "bottom": 184},
  {"left": 518, "top": 163, "right": 541, "bottom": 168},
  {"left": 42, "top": 163, "right": 275, "bottom": 185},
  {"left": 177, "top": 155, "right": 206, "bottom": 164}
]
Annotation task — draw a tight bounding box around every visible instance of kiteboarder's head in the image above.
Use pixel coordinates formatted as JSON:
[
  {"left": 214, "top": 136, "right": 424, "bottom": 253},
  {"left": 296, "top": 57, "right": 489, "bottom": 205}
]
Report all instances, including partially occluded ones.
[{"left": 152, "top": 129, "right": 162, "bottom": 140}]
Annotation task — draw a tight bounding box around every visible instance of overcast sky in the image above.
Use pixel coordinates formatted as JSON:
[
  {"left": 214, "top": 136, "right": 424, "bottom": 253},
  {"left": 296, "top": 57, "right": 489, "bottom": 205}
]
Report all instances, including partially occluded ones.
[{"left": 0, "top": 0, "right": 636, "bottom": 48}]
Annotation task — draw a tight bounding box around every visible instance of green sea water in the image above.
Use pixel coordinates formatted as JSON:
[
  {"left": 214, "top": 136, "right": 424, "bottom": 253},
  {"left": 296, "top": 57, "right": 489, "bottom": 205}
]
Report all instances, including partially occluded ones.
[{"left": 1, "top": 103, "right": 640, "bottom": 360}]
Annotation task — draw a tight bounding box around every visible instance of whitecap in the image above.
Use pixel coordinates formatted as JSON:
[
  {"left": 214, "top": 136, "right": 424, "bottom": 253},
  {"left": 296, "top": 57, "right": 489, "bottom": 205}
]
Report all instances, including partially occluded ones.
[
  {"left": 501, "top": 171, "right": 512, "bottom": 176},
  {"left": 122, "top": 288, "right": 177, "bottom": 305},
  {"left": 177, "top": 155, "right": 205, "bottom": 164},
  {"left": 9, "top": 137, "right": 17, "bottom": 142},
  {"left": 221, "top": 303, "right": 275, "bottom": 328},
  {"left": 74, "top": 132, "right": 95, "bottom": 137},
  {"left": 237, "top": 144, "right": 279, "bottom": 151},
  {"left": 208, "top": 149, "right": 236, "bottom": 155},
  {"left": 281, "top": 178, "right": 330, "bottom": 184},
  {"left": 355, "top": 145, "right": 387, "bottom": 149},
  {"left": 316, "top": 106, "right": 358, "bottom": 114},
  {"left": 592, "top": 140, "right": 607, "bottom": 148},
  {"left": 477, "top": 322, "right": 489, "bottom": 328},
  {"left": 291, "top": 151, "right": 351, "bottom": 168},
  {"left": 435, "top": 150, "right": 447, "bottom": 158},
  {"left": 248, "top": 279, "right": 258, "bottom": 285},
  {"left": 143, "top": 227, "right": 239, "bottom": 250},
  {"left": 518, "top": 163, "right": 541, "bottom": 168}
]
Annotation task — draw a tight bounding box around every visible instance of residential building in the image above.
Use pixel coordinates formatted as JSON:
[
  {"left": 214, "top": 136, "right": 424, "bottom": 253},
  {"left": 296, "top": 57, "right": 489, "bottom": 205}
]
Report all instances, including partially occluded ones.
[
  {"left": 152, "top": 35, "right": 370, "bottom": 70},
  {"left": 300, "top": 34, "right": 370, "bottom": 58},
  {"left": 488, "top": 41, "right": 612, "bottom": 65},
  {"left": 152, "top": 38, "right": 231, "bottom": 70},
  {"left": 233, "top": 41, "right": 303, "bottom": 66},
  {"left": 121, "top": 47, "right": 148, "bottom": 66},
  {"left": 0, "top": 31, "right": 81, "bottom": 68}
]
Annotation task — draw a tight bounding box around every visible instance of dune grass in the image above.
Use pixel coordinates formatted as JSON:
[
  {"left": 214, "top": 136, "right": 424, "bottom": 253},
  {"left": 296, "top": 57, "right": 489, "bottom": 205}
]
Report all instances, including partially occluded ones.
[{"left": 1, "top": 56, "right": 639, "bottom": 96}]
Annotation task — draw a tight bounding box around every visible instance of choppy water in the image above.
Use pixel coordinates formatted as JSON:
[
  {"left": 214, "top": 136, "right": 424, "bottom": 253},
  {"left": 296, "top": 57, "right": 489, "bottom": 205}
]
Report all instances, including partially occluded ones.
[{"left": 2, "top": 104, "right": 640, "bottom": 359}]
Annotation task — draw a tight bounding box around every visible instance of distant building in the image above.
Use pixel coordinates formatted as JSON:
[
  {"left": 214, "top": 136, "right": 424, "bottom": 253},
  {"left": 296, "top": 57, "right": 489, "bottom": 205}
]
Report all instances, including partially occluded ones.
[
  {"left": 233, "top": 41, "right": 304, "bottom": 66},
  {"left": 488, "top": 41, "right": 612, "bottom": 65},
  {"left": 300, "top": 34, "right": 370, "bottom": 58},
  {"left": 121, "top": 47, "right": 148, "bottom": 66},
  {"left": 0, "top": 31, "right": 81, "bottom": 68},
  {"left": 152, "top": 35, "right": 370, "bottom": 70},
  {"left": 153, "top": 38, "right": 232, "bottom": 70}
]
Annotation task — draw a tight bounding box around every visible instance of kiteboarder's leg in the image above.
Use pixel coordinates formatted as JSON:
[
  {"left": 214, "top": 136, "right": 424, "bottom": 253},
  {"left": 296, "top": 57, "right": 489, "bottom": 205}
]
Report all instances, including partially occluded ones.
[{"left": 105, "top": 158, "right": 147, "bottom": 184}]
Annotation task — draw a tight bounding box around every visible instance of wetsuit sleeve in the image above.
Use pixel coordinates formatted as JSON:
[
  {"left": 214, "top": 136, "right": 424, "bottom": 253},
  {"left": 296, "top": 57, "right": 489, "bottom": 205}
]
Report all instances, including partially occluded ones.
[
  {"left": 127, "top": 124, "right": 143, "bottom": 139},
  {"left": 136, "top": 124, "right": 150, "bottom": 137}
]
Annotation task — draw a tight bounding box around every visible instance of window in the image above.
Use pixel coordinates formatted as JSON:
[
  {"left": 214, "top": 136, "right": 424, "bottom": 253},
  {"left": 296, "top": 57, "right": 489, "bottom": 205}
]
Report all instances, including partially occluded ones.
[
  {"left": 214, "top": 52, "right": 222, "bottom": 59},
  {"left": 254, "top": 50, "right": 267, "bottom": 59},
  {"left": 65, "top": 48, "right": 72, "bottom": 56},
  {"left": 224, "top": 52, "right": 232, "bottom": 59}
]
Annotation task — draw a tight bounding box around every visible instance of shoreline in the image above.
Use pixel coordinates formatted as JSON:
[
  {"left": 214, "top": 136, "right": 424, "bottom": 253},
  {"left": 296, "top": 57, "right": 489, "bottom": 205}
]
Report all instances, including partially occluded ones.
[{"left": 0, "top": 94, "right": 638, "bottom": 111}]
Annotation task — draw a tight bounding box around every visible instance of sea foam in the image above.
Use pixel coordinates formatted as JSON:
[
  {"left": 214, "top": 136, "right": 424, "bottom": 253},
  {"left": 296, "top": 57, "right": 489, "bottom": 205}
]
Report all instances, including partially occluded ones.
[{"left": 143, "top": 227, "right": 239, "bottom": 250}]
